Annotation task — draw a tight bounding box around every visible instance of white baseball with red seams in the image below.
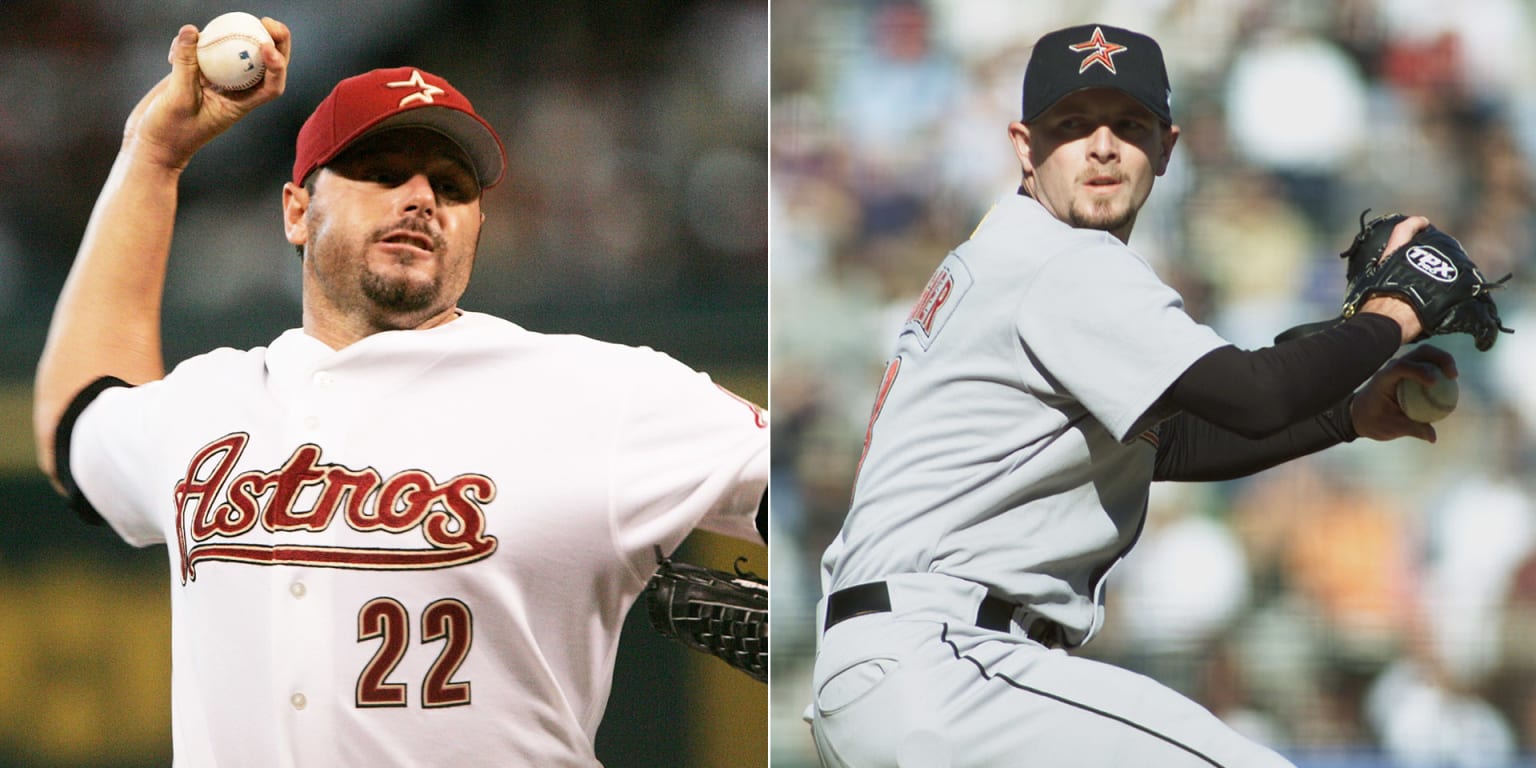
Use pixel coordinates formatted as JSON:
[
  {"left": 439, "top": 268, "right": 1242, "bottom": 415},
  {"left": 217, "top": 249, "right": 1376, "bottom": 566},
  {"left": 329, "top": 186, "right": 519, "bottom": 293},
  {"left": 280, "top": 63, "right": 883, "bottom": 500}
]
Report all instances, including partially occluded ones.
[
  {"left": 1397, "top": 367, "right": 1458, "bottom": 422},
  {"left": 196, "top": 12, "right": 272, "bottom": 91}
]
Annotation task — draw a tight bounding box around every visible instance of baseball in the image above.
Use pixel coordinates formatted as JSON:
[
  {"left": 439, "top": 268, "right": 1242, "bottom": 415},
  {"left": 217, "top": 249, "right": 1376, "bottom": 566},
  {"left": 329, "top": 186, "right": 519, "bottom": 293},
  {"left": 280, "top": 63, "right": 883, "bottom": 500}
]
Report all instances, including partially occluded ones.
[
  {"left": 196, "top": 12, "right": 272, "bottom": 91},
  {"left": 1396, "top": 367, "right": 1458, "bottom": 423}
]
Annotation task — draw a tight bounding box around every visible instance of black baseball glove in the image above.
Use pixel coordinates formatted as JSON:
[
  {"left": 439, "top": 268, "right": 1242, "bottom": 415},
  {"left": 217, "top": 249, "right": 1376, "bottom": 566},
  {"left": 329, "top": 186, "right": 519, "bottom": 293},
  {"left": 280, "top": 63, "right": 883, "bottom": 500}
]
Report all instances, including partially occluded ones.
[
  {"left": 1277, "top": 211, "right": 1512, "bottom": 349},
  {"left": 645, "top": 548, "right": 767, "bottom": 683},
  {"left": 1340, "top": 212, "right": 1511, "bottom": 350}
]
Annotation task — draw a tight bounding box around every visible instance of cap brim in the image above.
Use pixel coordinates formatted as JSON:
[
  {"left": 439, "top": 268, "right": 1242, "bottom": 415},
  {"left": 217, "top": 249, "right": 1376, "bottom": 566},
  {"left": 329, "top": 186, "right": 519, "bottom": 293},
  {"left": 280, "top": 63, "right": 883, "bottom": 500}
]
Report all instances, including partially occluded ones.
[
  {"left": 1024, "top": 85, "right": 1171, "bottom": 125},
  {"left": 317, "top": 106, "right": 505, "bottom": 190}
]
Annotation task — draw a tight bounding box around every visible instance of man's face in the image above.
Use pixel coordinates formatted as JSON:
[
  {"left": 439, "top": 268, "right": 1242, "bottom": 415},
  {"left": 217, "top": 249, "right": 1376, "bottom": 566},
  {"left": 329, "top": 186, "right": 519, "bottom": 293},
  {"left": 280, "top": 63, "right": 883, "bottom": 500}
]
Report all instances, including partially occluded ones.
[
  {"left": 286, "top": 127, "right": 484, "bottom": 333},
  {"left": 1010, "top": 88, "right": 1177, "bottom": 241}
]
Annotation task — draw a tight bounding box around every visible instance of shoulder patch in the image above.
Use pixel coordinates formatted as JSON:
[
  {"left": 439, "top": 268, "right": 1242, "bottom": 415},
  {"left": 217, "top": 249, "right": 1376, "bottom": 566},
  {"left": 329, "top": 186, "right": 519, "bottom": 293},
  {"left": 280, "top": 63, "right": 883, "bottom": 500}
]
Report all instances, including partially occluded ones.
[{"left": 903, "top": 253, "right": 973, "bottom": 350}]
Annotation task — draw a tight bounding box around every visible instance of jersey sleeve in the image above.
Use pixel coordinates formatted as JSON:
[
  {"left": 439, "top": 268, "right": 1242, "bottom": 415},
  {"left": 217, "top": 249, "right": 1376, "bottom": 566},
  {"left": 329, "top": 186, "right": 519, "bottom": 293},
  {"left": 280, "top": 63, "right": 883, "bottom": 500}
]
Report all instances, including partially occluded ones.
[
  {"left": 608, "top": 350, "right": 768, "bottom": 577},
  {"left": 65, "top": 377, "right": 172, "bottom": 547},
  {"left": 1017, "top": 240, "right": 1227, "bottom": 442}
]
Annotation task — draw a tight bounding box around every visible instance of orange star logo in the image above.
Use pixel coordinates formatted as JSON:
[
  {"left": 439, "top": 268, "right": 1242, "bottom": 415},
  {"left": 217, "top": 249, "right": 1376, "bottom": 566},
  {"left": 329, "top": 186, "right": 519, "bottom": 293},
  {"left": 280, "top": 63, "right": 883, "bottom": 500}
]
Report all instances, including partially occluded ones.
[{"left": 1068, "top": 26, "right": 1128, "bottom": 74}]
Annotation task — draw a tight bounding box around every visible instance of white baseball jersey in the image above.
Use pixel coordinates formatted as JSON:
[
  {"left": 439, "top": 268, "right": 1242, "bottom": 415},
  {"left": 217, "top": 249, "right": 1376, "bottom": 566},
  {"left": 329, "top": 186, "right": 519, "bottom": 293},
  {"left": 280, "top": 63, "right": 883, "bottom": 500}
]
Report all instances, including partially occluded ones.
[
  {"left": 67, "top": 311, "right": 768, "bottom": 767},
  {"left": 822, "top": 192, "right": 1226, "bottom": 646}
]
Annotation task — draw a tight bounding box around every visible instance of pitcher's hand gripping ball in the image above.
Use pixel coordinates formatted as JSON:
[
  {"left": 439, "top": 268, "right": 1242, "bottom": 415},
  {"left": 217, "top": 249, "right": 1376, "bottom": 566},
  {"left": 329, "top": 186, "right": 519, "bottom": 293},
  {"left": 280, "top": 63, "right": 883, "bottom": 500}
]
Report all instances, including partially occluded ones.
[
  {"left": 1396, "top": 367, "right": 1458, "bottom": 423},
  {"left": 197, "top": 12, "right": 273, "bottom": 91},
  {"left": 1340, "top": 212, "right": 1513, "bottom": 351},
  {"left": 645, "top": 548, "right": 767, "bottom": 682}
]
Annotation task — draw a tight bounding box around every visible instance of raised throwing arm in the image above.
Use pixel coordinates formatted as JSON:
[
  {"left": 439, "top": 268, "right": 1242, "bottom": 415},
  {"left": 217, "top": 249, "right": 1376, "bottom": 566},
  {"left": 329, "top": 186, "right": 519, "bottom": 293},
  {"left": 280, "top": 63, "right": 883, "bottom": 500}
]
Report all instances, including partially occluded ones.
[{"left": 32, "top": 19, "right": 290, "bottom": 486}]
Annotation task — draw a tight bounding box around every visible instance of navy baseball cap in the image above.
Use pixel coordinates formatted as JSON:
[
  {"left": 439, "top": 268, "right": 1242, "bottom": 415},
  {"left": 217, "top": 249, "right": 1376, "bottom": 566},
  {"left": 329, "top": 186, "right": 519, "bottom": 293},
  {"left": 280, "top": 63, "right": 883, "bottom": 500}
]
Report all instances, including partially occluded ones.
[{"left": 1021, "top": 24, "right": 1172, "bottom": 125}]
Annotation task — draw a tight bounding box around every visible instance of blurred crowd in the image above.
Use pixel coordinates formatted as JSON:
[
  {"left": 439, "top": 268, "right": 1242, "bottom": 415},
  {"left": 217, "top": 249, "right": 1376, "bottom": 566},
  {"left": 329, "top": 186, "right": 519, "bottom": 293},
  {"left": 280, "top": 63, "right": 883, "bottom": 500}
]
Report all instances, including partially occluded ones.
[
  {"left": 770, "top": 0, "right": 1536, "bottom": 765},
  {"left": 0, "top": 0, "right": 767, "bottom": 382}
]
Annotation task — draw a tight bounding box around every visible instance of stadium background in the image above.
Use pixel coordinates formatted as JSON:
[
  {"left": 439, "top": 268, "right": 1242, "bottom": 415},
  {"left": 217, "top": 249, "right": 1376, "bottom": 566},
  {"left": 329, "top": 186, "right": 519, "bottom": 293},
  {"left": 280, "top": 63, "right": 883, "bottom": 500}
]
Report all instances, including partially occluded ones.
[
  {"left": 0, "top": 1, "right": 766, "bottom": 766},
  {"left": 769, "top": 1, "right": 1536, "bottom": 766}
]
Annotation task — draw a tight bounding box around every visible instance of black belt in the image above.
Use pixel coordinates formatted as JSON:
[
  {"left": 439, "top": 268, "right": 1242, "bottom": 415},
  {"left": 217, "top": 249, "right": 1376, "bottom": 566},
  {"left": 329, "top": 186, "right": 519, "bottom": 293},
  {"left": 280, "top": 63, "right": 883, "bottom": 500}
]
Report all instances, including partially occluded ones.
[{"left": 824, "top": 581, "right": 1066, "bottom": 647}]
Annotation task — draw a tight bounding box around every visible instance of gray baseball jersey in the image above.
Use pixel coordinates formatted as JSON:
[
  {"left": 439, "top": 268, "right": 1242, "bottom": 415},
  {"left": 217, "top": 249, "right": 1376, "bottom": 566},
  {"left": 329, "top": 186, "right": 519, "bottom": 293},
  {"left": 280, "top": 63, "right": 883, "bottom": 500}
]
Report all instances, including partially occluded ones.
[
  {"left": 821, "top": 192, "right": 1226, "bottom": 646},
  {"left": 809, "top": 193, "right": 1297, "bottom": 767}
]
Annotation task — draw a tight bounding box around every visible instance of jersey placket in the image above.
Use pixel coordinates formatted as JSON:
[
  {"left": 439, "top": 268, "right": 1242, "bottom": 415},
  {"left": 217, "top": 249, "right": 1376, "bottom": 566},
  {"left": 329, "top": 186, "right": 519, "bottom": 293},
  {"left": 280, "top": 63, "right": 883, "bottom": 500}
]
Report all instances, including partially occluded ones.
[{"left": 274, "top": 365, "right": 349, "bottom": 762}]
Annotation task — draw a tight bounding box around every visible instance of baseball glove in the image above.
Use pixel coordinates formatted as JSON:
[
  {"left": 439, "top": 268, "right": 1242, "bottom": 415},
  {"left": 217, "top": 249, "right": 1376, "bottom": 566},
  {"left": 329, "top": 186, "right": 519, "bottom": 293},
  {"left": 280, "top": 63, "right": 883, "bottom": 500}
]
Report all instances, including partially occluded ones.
[
  {"left": 645, "top": 548, "right": 767, "bottom": 683},
  {"left": 1339, "top": 211, "right": 1512, "bottom": 350},
  {"left": 1277, "top": 211, "right": 1512, "bottom": 349}
]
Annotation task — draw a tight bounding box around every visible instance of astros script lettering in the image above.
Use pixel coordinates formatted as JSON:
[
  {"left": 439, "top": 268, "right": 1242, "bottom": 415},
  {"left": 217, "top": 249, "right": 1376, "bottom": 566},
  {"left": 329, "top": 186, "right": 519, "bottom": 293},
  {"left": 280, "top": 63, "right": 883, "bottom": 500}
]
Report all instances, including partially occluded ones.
[{"left": 173, "top": 433, "right": 498, "bottom": 583}]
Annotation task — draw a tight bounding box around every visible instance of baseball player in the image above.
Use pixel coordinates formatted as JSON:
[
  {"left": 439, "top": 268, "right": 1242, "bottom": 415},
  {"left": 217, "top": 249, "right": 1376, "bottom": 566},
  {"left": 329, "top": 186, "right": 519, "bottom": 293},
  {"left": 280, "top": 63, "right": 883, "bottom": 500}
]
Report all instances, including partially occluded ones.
[
  {"left": 32, "top": 18, "right": 767, "bottom": 767},
  {"left": 807, "top": 23, "right": 1505, "bottom": 767}
]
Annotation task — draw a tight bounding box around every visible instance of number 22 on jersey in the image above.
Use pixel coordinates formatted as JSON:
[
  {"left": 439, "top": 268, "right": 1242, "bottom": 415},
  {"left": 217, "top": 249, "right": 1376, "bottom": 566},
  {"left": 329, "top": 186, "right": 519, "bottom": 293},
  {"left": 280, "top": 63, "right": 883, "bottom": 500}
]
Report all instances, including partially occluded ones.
[{"left": 357, "top": 597, "right": 473, "bottom": 708}]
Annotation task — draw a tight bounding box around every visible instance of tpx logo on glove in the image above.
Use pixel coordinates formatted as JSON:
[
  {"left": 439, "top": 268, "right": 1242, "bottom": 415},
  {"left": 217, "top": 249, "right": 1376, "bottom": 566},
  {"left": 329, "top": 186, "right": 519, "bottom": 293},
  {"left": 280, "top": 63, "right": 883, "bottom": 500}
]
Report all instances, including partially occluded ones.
[{"left": 1406, "top": 246, "right": 1458, "bottom": 283}]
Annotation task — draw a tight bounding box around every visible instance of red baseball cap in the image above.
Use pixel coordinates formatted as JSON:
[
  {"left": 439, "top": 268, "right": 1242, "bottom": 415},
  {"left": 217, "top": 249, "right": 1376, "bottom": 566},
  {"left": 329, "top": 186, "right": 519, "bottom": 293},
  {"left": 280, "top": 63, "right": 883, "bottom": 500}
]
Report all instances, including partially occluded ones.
[{"left": 292, "top": 66, "right": 506, "bottom": 189}]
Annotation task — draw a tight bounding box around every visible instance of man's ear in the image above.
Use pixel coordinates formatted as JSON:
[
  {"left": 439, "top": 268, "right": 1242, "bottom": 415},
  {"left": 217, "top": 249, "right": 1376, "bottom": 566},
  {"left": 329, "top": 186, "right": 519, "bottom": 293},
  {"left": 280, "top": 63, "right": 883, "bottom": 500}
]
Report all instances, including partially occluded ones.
[
  {"left": 1007, "top": 120, "right": 1035, "bottom": 180},
  {"left": 1157, "top": 124, "right": 1180, "bottom": 176},
  {"left": 282, "top": 181, "right": 310, "bottom": 248}
]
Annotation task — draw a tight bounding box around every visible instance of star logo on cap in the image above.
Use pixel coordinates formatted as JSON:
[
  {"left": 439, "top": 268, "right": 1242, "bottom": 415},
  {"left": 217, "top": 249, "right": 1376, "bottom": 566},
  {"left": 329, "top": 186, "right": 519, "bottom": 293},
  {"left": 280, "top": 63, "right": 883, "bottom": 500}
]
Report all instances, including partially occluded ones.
[
  {"left": 1068, "top": 26, "right": 1128, "bottom": 74},
  {"left": 386, "top": 69, "right": 446, "bottom": 108}
]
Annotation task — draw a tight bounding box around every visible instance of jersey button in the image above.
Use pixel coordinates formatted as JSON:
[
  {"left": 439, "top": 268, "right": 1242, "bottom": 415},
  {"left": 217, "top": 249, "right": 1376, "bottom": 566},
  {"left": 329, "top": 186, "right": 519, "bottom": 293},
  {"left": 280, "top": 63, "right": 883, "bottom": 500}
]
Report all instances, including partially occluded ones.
[
  {"left": 290, "top": 582, "right": 306, "bottom": 599},
  {"left": 314, "top": 371, "right": 335, "bottom": 388},
  {"left": 290, "top": 692, "right": 307, "bottom": 711}
]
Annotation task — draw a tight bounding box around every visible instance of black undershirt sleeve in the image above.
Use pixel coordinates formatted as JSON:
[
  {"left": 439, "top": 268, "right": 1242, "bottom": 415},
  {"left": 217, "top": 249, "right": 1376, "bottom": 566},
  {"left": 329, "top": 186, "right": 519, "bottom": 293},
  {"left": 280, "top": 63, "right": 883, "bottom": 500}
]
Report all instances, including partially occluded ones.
[
  {"left": 756, "top": 489, "right": 767, "bottom": 543},
  {"left": 1151, "top": 313, "right": 1400, "bottom": 481},
  {"left": 1152, "top": 398, "right": 1357, "bottom": 482}
]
